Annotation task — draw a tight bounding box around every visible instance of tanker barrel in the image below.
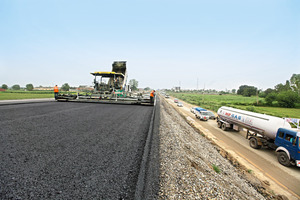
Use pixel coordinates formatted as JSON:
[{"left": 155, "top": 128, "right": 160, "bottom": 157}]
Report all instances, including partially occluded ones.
[{"left": 217, "top": 106, "right": 291, "bottom": 139}]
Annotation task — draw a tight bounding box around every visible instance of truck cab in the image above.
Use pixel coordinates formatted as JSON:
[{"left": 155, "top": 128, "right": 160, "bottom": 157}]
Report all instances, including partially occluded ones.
[{"left": 275, "top": 128, "right": 300, "bottom": 167}]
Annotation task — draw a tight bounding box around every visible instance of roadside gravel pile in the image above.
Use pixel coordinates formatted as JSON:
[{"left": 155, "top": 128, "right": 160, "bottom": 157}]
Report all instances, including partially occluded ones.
[{"left": 158, "top": 98, "right": 268, "bottom": 200}]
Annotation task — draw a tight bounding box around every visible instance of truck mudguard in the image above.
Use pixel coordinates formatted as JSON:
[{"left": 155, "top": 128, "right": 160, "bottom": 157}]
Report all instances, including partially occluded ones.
[{"left": 275, "top": 146, "right": 291, "bottom": 160}]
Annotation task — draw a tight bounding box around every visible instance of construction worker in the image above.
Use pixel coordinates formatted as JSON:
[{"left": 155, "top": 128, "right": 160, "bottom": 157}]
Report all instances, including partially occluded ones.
[
  {"left": 150, "top": 90, "right": 155, "bottom": 103},
  {"left": 54, "top": 85, "right": 59, "bottom": 99}
]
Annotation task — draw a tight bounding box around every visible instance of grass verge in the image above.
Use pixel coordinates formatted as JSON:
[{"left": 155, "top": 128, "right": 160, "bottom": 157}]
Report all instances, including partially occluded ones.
[{"left": 0, "top": 91, "right": 54, "bottom": 100}]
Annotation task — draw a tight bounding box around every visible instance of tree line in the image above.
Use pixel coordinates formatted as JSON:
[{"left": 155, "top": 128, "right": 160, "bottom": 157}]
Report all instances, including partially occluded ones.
[
  {"left": 237, "top": 74, "right": 300, "bottom": 108},
  {"left": 1, "top": 83, "right": 71, "bottom": 91},
  {"left": 1, "top": 84, "right": 34, "bottom": 91}
]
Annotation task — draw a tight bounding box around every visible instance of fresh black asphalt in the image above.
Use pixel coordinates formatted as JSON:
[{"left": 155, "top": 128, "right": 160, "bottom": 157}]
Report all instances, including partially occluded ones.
[{"left": 0, "top": 101, "right": 157, "bottom": 199}]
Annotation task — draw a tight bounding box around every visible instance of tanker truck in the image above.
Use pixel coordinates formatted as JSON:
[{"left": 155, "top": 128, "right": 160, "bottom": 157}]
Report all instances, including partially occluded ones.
[{"left": 216, "top": 106, "right": 300, "bottom": 167}]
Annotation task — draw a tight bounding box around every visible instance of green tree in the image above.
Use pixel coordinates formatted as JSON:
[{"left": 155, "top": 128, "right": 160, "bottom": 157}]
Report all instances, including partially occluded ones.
[
  {"left": 1, "top": 84, "right": 8, "bottom": 89},
  {"left": 275, "top": 80, "right": 292, "bottom": 93},
  {"left": 276, "top": 91, "right": 299, "bottom": 108},
  {"left": 144, "top": 87, "right": 151, "bottom": 91},
  {"left": 26, "top": 83, "right": 34, "bottom": 91},
  {"left": 61, "top": 83, "right": 70, "bottom": 91},
  {"left": 264, "top": 88, "right": 274, "bottom": 96},
  {"left": 259, "top": 88, "right": 273, "bottom": 98},
  {"left": 129, "top": 79, "right": 138, "bottom": 91},
  {"left": 237, "top": 85, "right": 257, "bottom": 97},
  {"left": 290, "top": 74, "right": 300, "bottom": 94},
  {"left": 265, "top": 92, "right": 277, "bottom": 106},
  {"left": 231, "top": 89, "right": 236, "bottom": 94},
  {"left": 12, "top": 84, "right": 20, "bottom": 90}
]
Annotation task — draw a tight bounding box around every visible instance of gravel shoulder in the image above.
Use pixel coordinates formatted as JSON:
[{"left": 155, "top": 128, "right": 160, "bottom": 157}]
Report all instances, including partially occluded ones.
[{"left": 158, "top": 96, "right": 283, "bottom": 199}]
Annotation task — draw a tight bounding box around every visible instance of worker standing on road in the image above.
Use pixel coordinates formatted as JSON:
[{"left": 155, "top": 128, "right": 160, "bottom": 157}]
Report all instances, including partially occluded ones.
[
  {"left": 150, "top": 90, "right": 155, "bottom": 103},
  {"left": 54, "top": 85, "right": 59, "bottom": 99}
]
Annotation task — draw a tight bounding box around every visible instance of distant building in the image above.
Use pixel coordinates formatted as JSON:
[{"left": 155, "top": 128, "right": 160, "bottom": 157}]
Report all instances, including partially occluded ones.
[
  {"left": 34, "top": 86, "right": 53, "bottom": 91},
  {"left": 172, "top": 87, "right": 181, "bottom": 92},
  {"left": 77, "top": 86, "right": 94, "bottom": 92},
  {"left": 0, "top": 88, "right": 6, "bottom": 91}
]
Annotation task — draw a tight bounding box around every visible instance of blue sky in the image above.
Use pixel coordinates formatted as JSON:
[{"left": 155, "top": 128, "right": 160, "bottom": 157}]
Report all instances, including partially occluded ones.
[{"left": 0, "top": 0, "right": 299, "bottom": 91}]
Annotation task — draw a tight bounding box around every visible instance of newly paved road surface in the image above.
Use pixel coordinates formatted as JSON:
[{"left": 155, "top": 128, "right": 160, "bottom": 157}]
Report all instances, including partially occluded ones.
[{"left": 0, "top": 102, "right": 154, "bottom": 199}]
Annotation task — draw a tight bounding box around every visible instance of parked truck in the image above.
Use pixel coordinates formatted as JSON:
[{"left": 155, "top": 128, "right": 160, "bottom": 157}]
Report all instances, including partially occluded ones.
[{"left": 217, "top": 106, "right": 300, "bottom": 167}]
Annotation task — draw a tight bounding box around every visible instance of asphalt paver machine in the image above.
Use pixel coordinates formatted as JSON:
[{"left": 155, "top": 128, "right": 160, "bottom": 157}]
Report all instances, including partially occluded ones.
[{"left": 56, "top": 61, "right": 153, "bottom": 105}]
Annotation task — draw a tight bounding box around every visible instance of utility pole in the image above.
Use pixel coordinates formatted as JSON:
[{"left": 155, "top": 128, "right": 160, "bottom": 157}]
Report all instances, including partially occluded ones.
[
  {"left": 202, "top": 83, "right": 205, "bottom": 104},
  {"left": 256, "top": 89, "right": 259, "bottom": 105}
]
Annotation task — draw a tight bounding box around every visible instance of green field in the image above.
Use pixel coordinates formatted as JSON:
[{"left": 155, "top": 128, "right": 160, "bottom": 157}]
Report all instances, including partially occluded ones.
[
  {"left": 169, "top": 92, "right": 300, "bottom": 118},
  {"left": 0, "top": 91, "right": 54, "bottom": 100}
]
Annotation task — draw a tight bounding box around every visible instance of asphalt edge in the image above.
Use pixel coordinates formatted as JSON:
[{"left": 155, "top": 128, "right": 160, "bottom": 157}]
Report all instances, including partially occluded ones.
[{"left": 134, "top": 96, "right": 160, "bottom": 199}]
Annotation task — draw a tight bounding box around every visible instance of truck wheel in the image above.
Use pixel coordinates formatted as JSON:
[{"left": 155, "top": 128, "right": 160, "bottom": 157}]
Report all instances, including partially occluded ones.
[
  {"left": 249, "top": 138, "right": 262, "bottom": 149},
  {"left": 277, "top": 152, "right": 291, "bottom": 167},
  {"left": 221, "top": 123, "right": 227, "bottom": 131},
  {"left": 217, "top": 121, "right": 222, "bottom": 128}
]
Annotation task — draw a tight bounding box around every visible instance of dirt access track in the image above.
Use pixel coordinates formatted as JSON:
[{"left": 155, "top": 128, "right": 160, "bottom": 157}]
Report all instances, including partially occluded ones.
[{"left": 165, "top": 95, "right": 300, "bottom": 200}]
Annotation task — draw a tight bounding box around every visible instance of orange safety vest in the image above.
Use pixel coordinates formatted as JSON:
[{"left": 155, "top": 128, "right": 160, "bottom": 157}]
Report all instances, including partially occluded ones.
[
  {"left": 54, "top": 86, "right": 59, "bottom": 93},
  {"left": 150, "top": 90, "right": 155, "bottom": 97}
]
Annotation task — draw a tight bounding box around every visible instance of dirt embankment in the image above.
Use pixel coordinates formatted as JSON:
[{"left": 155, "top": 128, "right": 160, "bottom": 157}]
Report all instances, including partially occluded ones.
[{"left": 158, "top": 97, "right": 286, "bottom": 200}]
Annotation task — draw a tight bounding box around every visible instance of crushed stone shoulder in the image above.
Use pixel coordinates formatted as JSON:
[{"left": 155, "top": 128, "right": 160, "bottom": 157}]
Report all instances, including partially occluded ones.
[{"left": 158, "top": 97, "right": 268, "bottom": 199}]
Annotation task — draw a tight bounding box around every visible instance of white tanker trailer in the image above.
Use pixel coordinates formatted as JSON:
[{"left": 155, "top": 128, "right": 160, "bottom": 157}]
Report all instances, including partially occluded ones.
[{"left": 217, "top": 106, "right": 300, "bottom": 167}]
